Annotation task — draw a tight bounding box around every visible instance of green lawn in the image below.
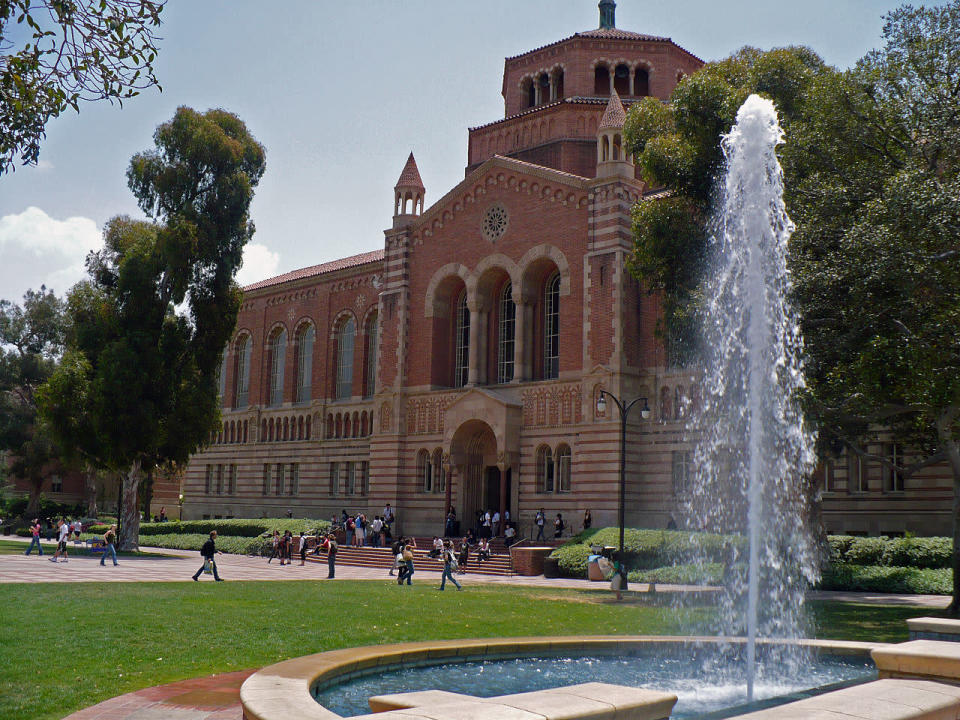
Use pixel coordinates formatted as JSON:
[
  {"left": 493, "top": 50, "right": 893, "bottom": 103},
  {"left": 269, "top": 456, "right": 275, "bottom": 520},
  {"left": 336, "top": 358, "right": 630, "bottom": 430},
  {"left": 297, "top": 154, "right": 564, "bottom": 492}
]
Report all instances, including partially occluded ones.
[
  {"left": 0, "top": 538, "right": 173, "bottom": 558},
  {"left": 0, "top": 580, "right": 926, "bottom": 720}
]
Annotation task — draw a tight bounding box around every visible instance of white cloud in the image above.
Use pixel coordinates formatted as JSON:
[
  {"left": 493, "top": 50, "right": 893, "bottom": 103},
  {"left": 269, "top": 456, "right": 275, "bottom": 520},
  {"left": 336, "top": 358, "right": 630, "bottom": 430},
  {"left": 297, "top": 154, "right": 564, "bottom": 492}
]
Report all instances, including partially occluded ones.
[
  {"left": 237, "top": 242, "right": 281, "bottom": 287},
  {"left": 0, "top": 207, "right": 102, "bottom": 301}
]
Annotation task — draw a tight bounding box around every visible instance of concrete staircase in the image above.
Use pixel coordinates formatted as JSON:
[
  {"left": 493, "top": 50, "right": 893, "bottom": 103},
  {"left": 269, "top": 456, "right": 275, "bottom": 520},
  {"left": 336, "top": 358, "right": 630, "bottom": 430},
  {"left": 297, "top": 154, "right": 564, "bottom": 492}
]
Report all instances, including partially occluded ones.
[{"left": 306, "top": 536, "right": 563, "bottom": 577}]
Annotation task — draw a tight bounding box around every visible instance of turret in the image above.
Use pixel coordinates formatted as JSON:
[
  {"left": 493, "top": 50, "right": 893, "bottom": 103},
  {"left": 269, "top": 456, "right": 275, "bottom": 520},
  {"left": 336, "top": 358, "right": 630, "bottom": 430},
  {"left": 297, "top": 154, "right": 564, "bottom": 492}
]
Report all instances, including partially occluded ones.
[
  {"left": 596, "top": 91, "right": 634, "bottom": 179},
  {"left": 393, "top": 152, "right": 425, "bottom": 229},
  {"left": 599, "top": 0, "right": 616, "bottom": 29}
]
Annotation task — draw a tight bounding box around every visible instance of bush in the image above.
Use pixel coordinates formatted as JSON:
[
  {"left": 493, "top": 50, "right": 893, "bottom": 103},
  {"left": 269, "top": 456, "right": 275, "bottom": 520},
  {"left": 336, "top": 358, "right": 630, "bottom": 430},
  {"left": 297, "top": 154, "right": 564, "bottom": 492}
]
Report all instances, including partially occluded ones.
[
  {"left": 828, "top": 535, "right": 951, "bottom": 570},
  {"left": 117, "top": 532, "right": 273, "bottom": 556},
  {"left": 819, "top": 564, "right": 951, "bottom": 594},
  {"left": 550, "top": 527, "right": 745, "bottom": 578},
  {"left": 87, "top": 517, "right": 329, "bottom": 540},
  {"left": 629, "top": 562, "right": 725, "bottom": 585}
]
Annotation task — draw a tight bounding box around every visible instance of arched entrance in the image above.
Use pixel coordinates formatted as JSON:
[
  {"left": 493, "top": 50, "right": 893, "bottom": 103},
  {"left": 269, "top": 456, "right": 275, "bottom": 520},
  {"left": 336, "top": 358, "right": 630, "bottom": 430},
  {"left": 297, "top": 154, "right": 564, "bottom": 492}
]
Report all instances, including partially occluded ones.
[{"left": 449, "top": 419, "right": 511, "bottom": 535}]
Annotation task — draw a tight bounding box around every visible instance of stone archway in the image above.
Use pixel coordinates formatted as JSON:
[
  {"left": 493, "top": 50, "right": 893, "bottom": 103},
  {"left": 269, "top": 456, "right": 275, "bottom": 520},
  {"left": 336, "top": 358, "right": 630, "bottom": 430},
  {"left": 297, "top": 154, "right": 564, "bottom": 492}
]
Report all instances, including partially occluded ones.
[{"left": 449, "top": 419, "right": 497, "bottom": 534}]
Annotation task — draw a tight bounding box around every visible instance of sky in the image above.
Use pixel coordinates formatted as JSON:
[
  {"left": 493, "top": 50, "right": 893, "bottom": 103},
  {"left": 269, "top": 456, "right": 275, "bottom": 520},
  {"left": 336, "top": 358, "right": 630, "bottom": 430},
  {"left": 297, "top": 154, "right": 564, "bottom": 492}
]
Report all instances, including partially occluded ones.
[{"left": 0, "top": 0, "right": 935, "bottom": 304}]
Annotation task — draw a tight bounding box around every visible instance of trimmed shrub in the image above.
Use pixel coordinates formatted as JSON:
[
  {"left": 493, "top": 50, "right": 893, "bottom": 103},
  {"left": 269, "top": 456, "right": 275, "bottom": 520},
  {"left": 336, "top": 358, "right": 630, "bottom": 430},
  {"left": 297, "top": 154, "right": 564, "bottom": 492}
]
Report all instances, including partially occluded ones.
[
  {"left": 87, "top": 517, "right": 329, "bottom": 540},
  {"left": 828, "top": 535, "right": 951, "bottom": 570},
  {"left": 118, "top": 533, "right": 273, "bottom": 556},
  {"left": 818, "top": 564, "right": 951, "bottom": 595}
]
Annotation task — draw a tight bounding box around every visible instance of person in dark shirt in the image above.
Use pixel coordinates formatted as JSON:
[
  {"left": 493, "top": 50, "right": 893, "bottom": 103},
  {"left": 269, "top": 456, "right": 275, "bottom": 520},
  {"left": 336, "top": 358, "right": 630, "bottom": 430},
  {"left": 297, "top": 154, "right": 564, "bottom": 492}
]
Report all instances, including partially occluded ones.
[{"left": 192, "top": 531, "right": 224, "bottom": 581}]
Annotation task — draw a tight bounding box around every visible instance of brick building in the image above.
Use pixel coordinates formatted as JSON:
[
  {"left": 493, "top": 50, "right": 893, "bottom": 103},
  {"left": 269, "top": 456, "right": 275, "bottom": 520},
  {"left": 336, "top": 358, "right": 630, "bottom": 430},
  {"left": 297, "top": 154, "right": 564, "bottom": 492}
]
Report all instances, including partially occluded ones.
[{"left": 182, "top": 1, "right": 954, "bottom": 538}]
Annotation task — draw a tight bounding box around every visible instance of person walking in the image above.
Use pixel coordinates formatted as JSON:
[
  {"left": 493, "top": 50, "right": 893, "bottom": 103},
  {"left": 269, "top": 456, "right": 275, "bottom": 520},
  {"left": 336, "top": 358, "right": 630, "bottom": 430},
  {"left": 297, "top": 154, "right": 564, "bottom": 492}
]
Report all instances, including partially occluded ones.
[
  {"left": 99, "top": 525, "right": 118, "bottom": 567},
  {"left": 583, "top": 509, "right": 592, "bottom": 531},
  {"left": 298, "top": 532, "right": 307, "bottom": 566},
  {"left": 50, "top": 519, "right": 70, "bottom": 563},
  {"left": 267, "top": 530, "right": 281, "bottom": 564},
  {"left": 24, "top": 518, "right": 43, "bottom": 556},
  {"left": 389, "top": 536, "right": 403, "bottom": 577},
  {"left": 535, "top": 509, "right": 545, "bottom": 541},
  {"left": 321, "top": 532, "right": 338, "bottom": 578},
  {"left": 554, "top": 513, "right": 565, "bottom": 539},
  {"left": 399, "top": 540, "right": 415, "bottom": 585},
  {"left": 438, "top": 540, "right": 462, "bottom": 591},
  {"left": 192, "top": 531, "right": 224, "bottom": 581}
]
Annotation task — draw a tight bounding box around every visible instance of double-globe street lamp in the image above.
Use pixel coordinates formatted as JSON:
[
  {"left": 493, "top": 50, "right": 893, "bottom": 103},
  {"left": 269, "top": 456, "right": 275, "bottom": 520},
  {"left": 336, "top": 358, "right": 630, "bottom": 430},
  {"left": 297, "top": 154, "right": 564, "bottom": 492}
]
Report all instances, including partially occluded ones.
[{"left": 596, "top": 391, "right": 650, "bottom": 593}]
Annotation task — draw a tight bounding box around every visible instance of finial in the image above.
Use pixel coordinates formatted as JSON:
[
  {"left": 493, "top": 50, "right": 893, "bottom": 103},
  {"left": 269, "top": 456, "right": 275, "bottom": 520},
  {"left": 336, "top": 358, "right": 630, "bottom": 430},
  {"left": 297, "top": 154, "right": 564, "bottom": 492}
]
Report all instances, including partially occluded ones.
[{"left": 599, "top": 0, "right": 616, "bottom": 29}]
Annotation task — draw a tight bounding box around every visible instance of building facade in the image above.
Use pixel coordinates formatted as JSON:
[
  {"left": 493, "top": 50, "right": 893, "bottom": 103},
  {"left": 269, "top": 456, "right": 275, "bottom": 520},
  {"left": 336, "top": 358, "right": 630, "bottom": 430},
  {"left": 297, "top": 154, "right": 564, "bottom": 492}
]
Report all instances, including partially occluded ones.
[{"left": 182, "top": 1, "right": 954, "bottom": 538}]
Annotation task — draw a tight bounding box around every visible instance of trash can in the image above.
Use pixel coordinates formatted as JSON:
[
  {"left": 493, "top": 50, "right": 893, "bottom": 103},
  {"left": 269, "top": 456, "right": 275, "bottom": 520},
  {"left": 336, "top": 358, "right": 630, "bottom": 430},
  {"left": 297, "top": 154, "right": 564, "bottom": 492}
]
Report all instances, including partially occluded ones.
[
  {"left": 587, "top": 554, "right": 605, "bottom": 581},
  {"left": 542, "top": 556, "right": 561, "bottom": 578}
]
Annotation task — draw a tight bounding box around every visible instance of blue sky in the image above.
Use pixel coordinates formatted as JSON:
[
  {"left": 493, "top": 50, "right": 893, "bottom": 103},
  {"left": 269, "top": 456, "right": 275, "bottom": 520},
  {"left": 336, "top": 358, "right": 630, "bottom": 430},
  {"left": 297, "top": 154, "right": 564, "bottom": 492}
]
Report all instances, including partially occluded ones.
[{"left": 0, "top": 0, "right": 934, "bottom": 303}]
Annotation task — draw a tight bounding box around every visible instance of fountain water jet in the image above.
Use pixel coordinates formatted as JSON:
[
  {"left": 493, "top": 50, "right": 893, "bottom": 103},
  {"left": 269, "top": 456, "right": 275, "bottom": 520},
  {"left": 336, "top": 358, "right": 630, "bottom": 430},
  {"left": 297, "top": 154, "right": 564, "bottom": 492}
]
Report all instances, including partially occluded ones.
[{"left": 681, "top": 94, "right": 818, "bottom": 702}]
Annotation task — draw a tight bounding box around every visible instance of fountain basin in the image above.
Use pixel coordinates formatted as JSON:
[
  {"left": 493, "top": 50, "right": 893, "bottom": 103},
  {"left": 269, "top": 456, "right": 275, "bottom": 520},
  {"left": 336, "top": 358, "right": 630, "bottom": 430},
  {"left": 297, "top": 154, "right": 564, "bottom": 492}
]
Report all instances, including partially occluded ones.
[{"left": 240, "top": 636, "right": 883, "bottom": 720}]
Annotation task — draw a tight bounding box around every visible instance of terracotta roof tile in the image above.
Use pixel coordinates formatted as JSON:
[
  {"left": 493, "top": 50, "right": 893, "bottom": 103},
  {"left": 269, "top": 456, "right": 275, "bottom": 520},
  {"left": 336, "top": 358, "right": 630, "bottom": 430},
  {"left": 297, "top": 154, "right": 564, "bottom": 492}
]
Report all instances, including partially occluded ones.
[
  {"left": 504, "top": 29, "right": 703, "bottom": 66},
  {"left": 243, "top": 249, "right": 384, "bottom": 292},
  {"left": 395, "top": 152, "right": 424, "bottom": 188},
  {"left": 599, "top": 91, "right": 627, "bottom": 130}
]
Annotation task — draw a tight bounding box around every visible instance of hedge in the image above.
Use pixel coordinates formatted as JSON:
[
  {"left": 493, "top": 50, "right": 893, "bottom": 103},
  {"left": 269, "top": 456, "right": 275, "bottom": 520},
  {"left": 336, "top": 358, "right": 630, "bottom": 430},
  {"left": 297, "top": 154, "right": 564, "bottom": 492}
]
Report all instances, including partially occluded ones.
[
  {"left": 87, "top": 518, "right": 329, "bottom": 539},
  {"left": 819, "top": 564, "right": 951, "bottom": 594},
  {"left": 629, "top": 563, "right": 725, "bottom": 585},
  {"left": 117, "top": 533, "right": 273, "bottom": 556},
  {"left": 550, "top": 528, "right": 745, "bottom": 578},
  {"left": 828, "top": 535, "right": 951, "bottom": 569}
]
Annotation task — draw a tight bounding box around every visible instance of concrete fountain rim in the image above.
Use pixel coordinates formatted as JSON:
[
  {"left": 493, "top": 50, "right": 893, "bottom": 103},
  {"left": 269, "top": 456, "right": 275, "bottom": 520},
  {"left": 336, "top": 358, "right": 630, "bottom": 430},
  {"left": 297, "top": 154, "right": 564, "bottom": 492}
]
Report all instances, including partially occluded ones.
[{"left": 239, "top": 634, "right": 887, "bottom": 720}]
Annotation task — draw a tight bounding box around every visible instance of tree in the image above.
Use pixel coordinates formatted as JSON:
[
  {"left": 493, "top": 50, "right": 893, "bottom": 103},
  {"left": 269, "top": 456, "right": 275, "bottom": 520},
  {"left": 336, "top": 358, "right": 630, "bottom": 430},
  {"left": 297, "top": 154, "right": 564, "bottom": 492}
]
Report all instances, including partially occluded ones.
[
  {"left": 787, "top": 2, "right": 960, "bottom": 614},
  {"left": 623, "top": 2, "right": 960, "bottom": 613},
  {"left": 0, "top": 286, "right": 66, "bottom": 512},
  {"left": 0, "top": 0, "right": 164, "bottom": 174},
  {"left": 39, "top": 107, "right": 266, "bottom": 548}
]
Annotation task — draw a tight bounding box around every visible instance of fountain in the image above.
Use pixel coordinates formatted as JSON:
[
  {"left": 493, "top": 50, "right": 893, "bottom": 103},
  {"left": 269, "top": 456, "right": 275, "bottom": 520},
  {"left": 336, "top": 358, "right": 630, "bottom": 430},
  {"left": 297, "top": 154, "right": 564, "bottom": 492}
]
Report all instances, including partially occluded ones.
[{"left": 680, "top": 94, "right": 819, "bottom": 701}]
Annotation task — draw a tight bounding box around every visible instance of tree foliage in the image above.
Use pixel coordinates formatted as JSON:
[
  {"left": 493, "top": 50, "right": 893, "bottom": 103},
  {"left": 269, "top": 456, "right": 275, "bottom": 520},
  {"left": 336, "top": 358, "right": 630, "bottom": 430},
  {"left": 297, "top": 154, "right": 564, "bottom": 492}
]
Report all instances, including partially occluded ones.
[
  {"left": 38, "top": 107, "right": 266, "bottom": 548},
  {"left": 623, "top": 1, "right": 960, "bottom": 613},
  {"left": 0, "top": 0, "right": 164, "bottom": 173},
  {"left": 0, "top": 286, "right": 66, "bottom": 510}
]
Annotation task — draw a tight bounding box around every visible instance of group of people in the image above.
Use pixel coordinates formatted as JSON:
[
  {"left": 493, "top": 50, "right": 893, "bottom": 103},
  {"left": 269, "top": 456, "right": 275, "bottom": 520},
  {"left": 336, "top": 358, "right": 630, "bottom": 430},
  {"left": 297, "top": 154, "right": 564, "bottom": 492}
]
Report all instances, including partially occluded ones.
[
  {"left": 23, "top": 517, "right": 121, "bottom": 566},
  {"left": 533, "top": 509, "right": 587, "bottom": 541},
  {"left": 390, "top": 536, "right": 462, "bottom": 590},
  {"left": 335, "top": 503, "right": 396, "bottom": 548},
  {"left": 266, "top": 529, "right": 311, "bottom": 566}
]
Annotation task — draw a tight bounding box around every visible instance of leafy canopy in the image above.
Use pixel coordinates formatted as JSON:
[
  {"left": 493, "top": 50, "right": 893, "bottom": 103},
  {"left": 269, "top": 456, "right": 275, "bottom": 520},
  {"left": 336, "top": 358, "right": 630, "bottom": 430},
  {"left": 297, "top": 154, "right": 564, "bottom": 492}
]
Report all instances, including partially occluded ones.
[{"left": 0, "top": 0, "right": 164, "bottom": 173}]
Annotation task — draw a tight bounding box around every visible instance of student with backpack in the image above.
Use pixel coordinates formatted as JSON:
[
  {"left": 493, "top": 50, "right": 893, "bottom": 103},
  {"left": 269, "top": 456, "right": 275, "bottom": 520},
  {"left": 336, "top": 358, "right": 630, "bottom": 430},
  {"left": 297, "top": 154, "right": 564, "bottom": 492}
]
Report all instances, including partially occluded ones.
[{"left": 438, "top": 540, "right": 462, "bottom": 591}]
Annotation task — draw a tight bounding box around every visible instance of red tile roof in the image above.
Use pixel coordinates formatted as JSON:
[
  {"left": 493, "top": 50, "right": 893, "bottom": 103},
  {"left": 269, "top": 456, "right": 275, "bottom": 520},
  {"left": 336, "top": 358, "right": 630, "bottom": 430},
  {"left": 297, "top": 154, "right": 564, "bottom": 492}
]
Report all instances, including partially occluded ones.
[
  {"left": 599, "top": 91, "right": 627, "bottom": 130},
  {"left": 243, "top": 249, "right": 384, "bottom": 292},
  {"left": 396, "top": 152, "right": 424, "bottom": 188},
  {"left": 504, "top": 29, "right": 703, "bottom": 66}
]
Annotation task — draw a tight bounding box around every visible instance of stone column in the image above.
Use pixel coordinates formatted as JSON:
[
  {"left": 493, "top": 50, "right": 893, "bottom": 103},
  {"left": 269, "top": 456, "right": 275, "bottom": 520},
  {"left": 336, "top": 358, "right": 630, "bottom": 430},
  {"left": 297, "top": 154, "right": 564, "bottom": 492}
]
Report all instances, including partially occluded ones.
[
  {"left": 467, "top": 304, "right": 481, "bottom": 386},
  {"left": 497, "top": 463, "right": 507, "bottom": 536},
  {"left": 512, "top": 297, "right": 526, "bottom": 382},
  {"left": 629, "top": 71, "right": 635, "bottom": 96}
]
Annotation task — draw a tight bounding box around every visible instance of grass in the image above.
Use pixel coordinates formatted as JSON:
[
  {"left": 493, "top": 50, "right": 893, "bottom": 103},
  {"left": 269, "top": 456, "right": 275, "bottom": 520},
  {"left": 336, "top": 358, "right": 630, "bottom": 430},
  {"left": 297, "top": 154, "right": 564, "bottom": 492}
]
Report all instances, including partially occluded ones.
[{"left": 0, "top": 580, "right": 931, "bottom": 720}]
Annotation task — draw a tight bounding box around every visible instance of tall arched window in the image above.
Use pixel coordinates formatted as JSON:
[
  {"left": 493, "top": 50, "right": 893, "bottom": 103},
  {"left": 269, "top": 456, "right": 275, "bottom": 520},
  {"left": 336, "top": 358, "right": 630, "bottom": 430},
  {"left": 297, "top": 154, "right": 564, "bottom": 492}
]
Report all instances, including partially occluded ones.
[
  {"left": 417, "top": 449, "right": 432, "bottom": 492},
  {"left": 557, "top": 444, "right": 572, "bottom": 492},
  {"left": 295, "top": 324, "right": 314, "bottom": 404},
  {"left": 217, "top": 349, "right": 228, "bottom": 402},
  {"left": 543, "top": 272, "right": 560, "bottom": 379},
  {"left": 454, "top": 291, "right": 470, "bottom": 388},
  {"left": 364, "top": 313, "right": 378, "bottom": 398},
  {"left": 234, "top": 335, "right": 251, "bottom": 408},
  {"left": 536, "top": 445, "right": 554, "bottom": 493},
  {"left": 497, "top": 282, "right": 515, "bottom": 384},
  {"left": 634, "top": 67, "right": 649, "bottom": 96},
  {"left": 335, "top": 317, "right": 355, "bottom": 400},
  {"left": 268, "top": 328, "right": 287, "bottom": 406}
]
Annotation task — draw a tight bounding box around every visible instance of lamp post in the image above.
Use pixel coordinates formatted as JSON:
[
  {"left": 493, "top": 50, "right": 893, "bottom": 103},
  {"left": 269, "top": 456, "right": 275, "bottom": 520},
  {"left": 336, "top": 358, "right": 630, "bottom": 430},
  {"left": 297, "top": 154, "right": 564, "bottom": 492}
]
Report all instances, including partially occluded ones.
[
  {"left": 596, "top": 390, "right": 650, "bottom": 594},
  {"left": 178, "top": 493, "right": 184, "bottom": 520}
]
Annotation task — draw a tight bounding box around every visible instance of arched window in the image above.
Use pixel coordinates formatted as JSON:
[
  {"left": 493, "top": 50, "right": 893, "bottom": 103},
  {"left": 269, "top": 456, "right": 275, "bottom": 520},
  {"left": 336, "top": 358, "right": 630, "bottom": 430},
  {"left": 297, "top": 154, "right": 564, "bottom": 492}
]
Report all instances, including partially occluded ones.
[
  {"left": 543, "top": 272, "right": 560, "bottom": 379},
  {"left": 613, "top": 63, "right": 630, "bottom": 96},
  {"left": 635, "top": 67, "right": 650, "bottom": 96},
  {"left": 454, "top": 291, "right": 470, "bottom": 388},
  {"left": 234, "top": 335, "right": 251, "bottom": 408},
  {"left": 364, "top": 313, "right": 378, "bottom": 398},
  {"left": 497, "top": 282, "right": 515, "bottom": 384},
  {"left": 432, "top": 448, "right": 445, "bottom": 494},
  {"left": 554, "top": 68, "right": 564, "bottom": 100},
  {"left": 536, "top": 445, "right": 554, "bottom": 493},
  {"left": 260, "top": 419, "right": 267, "bottom": 441},
  {"left": 217, "top": 349, "right": 228, "bottom": 402},
  {"left": 594, "top": 65, "right": 610, "bottom": 95},
  {"left": 268, "top": 328, "right": 287, "bottom": 406},
  {"left": 674, "top": 385, "right": 684, "bottom": 421},
  {"left": 305, "top": 415, "right": 312, "bottom": 440},
  {"left": 325, "top": 413, "right": 333, "bottom": 439},
  {"left": 557, "top": 444, "right": 572, "bottom": 492},
  {"left": 335, "top": 317, "right": 355, "bottom": 400},
  {"left": 537, "top": 72, "right": 550, "bottom": 104},
  {"left": 295, "top": 324, "right": 314, "bottom": 404},
  {"left": 268, "top": 417, "right": 275, "bottom": 442},
  {"left": 417, "top": 449, "right": 432, "bottom": 492},
  {"left": 660, "top": 386, "right": 672, "bottom": 421}
]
